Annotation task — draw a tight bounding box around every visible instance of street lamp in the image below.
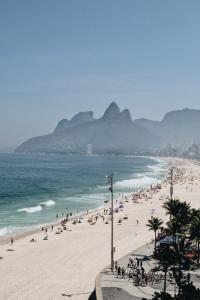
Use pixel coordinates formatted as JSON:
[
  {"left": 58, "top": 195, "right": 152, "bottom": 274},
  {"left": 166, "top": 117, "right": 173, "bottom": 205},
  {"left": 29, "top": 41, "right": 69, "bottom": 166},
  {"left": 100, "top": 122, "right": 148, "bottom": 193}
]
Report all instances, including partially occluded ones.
[
  {"left": 169, "top": 167, "right": 176, "bottom": 200},
  {"left": 105, "top": 174, "right": 114, "bottom": 272}
]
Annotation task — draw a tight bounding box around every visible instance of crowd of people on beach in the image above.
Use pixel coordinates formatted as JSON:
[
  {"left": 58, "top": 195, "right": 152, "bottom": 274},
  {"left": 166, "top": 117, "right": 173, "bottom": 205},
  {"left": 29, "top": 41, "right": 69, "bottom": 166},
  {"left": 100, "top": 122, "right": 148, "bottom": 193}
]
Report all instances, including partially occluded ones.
[
  {"left": 39, "top": 212, "right": 75, "bottom": 240},
  {"left": 132, "top": 183, "right": 162, "bottom": 204},
  {"left": 3, "top": 163, "right": 200, "bottom": 260},
  {"left": 6, "top": 169, "right": 172, "bottom": 246}
]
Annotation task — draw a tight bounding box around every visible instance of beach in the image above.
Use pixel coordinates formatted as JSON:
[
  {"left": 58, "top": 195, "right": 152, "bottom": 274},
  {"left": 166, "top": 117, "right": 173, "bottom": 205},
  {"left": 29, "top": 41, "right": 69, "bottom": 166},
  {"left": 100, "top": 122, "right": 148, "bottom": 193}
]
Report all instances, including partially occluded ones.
[{"left": 0, "top": 157, "right": 199, "bottom": 300}]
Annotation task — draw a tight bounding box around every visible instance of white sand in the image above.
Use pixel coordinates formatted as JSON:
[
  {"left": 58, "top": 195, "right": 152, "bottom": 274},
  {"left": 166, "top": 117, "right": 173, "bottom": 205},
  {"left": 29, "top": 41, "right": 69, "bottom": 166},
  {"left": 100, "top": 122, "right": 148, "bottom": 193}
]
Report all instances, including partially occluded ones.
[{"left": 0, "top": 157, "right": 199, "bottom": 300}]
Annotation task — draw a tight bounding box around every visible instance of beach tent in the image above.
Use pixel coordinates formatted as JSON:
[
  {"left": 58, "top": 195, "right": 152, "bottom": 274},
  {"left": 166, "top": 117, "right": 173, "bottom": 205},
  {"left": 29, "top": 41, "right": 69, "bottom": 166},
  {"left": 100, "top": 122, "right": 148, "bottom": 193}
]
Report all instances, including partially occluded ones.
[{"left": 157, "top": 236, "right": 179, "bottom": 245}]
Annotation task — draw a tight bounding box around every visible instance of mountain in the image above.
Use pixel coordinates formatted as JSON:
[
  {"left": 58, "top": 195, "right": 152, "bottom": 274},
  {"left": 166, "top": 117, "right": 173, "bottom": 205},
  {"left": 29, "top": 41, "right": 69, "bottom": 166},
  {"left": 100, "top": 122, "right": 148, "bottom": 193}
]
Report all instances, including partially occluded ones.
[
  {"left": 135, "top": 108, "right": 200, "bottom": 145},
  {"left": 15, "top": 102, "right": 162, "bottom": 154},
  {"left": 16, "top": 104, "right": 200, "bottom": 155},
  {"left": 54, "top": 111, "right": 94, "bottom": 133}
]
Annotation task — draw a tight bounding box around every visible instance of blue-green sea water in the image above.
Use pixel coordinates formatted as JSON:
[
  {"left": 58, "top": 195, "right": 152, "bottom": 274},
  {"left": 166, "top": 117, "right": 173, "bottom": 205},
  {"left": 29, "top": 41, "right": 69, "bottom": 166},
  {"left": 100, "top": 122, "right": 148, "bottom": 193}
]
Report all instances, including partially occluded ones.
[{"left": 0, "top": 154, "right": 168, "bottom": 236}]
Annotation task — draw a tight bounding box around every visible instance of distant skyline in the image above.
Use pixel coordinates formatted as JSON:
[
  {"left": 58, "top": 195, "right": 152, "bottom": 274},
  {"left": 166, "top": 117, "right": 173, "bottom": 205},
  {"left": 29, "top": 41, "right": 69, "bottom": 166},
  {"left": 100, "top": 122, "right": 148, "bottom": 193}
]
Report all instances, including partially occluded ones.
[{"left": 1, "top": 1, "right": 200, "bottom": 147}]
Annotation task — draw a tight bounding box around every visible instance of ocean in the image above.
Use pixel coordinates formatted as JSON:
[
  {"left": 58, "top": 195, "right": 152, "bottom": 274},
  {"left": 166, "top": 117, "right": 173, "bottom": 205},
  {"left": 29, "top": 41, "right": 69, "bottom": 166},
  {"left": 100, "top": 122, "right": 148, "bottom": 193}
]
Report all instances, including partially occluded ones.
[{"left": 0, "top": 153, "right": 168, "bottom": 237}]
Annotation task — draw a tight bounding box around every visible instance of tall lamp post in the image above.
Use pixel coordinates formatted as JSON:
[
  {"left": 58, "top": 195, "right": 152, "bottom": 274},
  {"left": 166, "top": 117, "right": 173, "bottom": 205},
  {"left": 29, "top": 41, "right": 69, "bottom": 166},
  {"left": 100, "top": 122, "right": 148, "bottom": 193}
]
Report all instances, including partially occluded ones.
[
  {"left": 169, "top": 167, "right": 175, "bottom": 201},
  {"left": 106, "top": 174, "right": 114, "bottom": 272}
]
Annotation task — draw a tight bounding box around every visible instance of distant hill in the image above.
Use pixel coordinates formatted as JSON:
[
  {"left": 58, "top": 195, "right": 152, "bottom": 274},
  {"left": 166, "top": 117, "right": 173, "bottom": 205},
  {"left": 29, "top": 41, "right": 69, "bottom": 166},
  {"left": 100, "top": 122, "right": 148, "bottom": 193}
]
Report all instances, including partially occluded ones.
[
  {"left": 54, "top": 111, "right": 95, "bottom": 134},
  {"left": 15, "top": 102, "right": 162, "bottom": 155},
  {"left": 135, "top": 108, "right": 200, "bottom": 146},
  {"left": 16, "top": 104, "right": 200, "bottom": 155}
]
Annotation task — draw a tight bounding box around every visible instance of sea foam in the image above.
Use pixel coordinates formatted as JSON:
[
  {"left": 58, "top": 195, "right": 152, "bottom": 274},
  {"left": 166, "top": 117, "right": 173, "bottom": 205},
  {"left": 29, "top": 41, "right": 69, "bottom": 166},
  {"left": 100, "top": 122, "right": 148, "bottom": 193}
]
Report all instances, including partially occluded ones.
[
  {"left": 0, "top": 227, "right": 16, "bottom": 236},
  {"left": 115, "top": 176, "right": 158, "bottom": 189},
  {"left": 40, "top": 200, "right": 55, "bottom": 206},
  {"left": 147, "top": 165, "right": 166, "bottom": 173},
  {"left": 18, "top": 205, "right": 42, "bottom": 213}
]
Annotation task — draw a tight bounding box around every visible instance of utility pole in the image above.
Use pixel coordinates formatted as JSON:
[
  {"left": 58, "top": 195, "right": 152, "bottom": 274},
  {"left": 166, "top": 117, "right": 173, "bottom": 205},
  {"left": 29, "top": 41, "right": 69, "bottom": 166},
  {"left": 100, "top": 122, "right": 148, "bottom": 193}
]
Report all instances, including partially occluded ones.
[{"left": 106, "top": 174, "right": 114, "bottom": 272}]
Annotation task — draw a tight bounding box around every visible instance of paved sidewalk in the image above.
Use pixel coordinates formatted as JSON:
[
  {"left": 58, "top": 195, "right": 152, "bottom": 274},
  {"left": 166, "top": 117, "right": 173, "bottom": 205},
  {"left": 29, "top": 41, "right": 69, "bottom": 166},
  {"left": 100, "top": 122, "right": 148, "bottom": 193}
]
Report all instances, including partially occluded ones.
[
  {"left": 101, "top": 243, "right": 157, "bottom": 300},
  {"left": 99, "top": 243, "right": 200, "bottom": 300}
]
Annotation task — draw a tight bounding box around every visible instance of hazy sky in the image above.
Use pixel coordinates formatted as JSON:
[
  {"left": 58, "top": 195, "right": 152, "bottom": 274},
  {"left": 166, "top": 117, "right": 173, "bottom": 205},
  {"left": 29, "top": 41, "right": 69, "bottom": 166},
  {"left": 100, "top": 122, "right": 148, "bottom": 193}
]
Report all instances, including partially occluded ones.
[{"left": 1, "top": 1, "right": 200, "bottom": 147}]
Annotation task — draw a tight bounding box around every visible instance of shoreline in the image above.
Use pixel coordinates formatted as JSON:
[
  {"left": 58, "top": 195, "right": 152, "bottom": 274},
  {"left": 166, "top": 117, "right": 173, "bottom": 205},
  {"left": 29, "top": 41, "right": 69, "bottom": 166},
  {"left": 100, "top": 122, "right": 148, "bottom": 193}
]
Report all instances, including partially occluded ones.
[
  {"left": 0, "top": 157, "right": 199, "bottom": 300},
  {"left": 0, "top": 205, "right": 110, "bottom": 245},
  {"left": 0, "top": 156, "right": 168, "bottom": 244}
]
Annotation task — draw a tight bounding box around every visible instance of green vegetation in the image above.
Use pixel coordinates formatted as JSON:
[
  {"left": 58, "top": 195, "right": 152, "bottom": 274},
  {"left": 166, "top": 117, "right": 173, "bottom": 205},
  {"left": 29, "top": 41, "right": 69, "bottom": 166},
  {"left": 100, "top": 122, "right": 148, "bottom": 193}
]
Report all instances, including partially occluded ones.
[
  {"left": 144, "top": 198, "right": 200, "bottom": 299},
  {"left": 147, "top": 217, "right": 163, "bottom": 254}
]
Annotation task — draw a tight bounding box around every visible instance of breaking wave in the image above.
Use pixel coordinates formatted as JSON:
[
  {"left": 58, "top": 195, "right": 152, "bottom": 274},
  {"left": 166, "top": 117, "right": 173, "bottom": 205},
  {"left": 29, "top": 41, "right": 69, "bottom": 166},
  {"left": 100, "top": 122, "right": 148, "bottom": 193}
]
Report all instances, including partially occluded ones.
[
  {"left": 115, "top": 176, "right": 159, "bottom": 189},
  {"left": 0, "top": 227, "right": 17, "bottom": 236},
  {"left": 18, "top": 205, "right": 43, "bottom": 213},
  {"left": 39, "top": 200, "right": 55, "bottom": 206}
]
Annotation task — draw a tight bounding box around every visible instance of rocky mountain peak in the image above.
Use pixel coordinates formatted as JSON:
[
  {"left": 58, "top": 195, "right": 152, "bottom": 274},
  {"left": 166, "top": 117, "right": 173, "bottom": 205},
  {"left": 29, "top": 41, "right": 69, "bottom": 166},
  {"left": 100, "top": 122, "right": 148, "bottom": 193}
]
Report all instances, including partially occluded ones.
[
  {"left": 54, "top": 111, "right": 94, "bottom": 133},
  {"left": 70, "top": 111, "right": 94, "bottom": 124},
  {"left": 54, "top": 119, "right": 69, "bottom": 133},
  {"left": 119, "top": 109, "right": 132, "bottom": 122},
  {"left": 103, "top": 102, "right": 120, "bottom": 120}
]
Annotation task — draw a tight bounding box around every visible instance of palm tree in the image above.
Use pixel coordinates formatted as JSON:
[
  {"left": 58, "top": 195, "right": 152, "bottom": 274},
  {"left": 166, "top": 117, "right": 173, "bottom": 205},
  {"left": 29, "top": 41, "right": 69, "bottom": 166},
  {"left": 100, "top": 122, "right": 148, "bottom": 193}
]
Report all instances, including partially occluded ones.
[
  {"left": 171, "top": 238, "right": 192, "bottom": 296},
  {"left": 163, "top": 199, "right": 191, "bottom": 226},
  {"left": 190, "top": 219, "right": 200, "bottom": 267},
  {"left": 176, "top": 201, "right": 191, "bottom": 226},
  {"left": 166, "top": 219, "right": 183, "bottom": 241},
  {"left": 172, "top": 238, "right": 192, "bottom": 267},
  {"left": 146, "top": 217, "right": 163, "bottom": 254},
  {"left": 157, "top": 247, "right": 176, "bottom": 293},
  {"left": 162, "top": 198, "right": 181, "bottom": 221},
  {"left": 190, "top": 208, "right": 200, "bottom": 222}
]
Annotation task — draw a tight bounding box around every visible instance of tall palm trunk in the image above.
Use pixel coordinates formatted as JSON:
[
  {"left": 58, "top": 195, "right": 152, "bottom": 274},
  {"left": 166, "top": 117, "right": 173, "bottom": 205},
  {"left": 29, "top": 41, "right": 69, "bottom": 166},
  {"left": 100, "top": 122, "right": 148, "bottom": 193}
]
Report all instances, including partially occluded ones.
[
  {"left": 164, "top": 268, "right": 167, "bottom": 293},
  {"left": 154, "top": 230, "right": 157, "bottom": 254},
  {"left": 178, "top": 284, "right": 181, "bottom": 297}
]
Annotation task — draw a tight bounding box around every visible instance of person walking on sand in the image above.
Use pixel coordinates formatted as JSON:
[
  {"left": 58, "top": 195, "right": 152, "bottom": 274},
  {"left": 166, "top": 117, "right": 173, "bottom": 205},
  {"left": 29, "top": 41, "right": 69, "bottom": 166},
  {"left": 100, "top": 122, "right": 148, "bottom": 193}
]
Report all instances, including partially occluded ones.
[
  {"left": 144, "top": 273, "right": 148, "bottom": 286},
  {"left": 10, "top": 237, "right": 14, "bottom": 245},
  {"left": 136, "top": 257, "right": 139, "bottom": 267},
  {"left": 115, "top": 261, "right": 118, "bottom": 272},
  {"left": 117, "top": 266, "right": 121, "bottom": 278},
  {"left": 187, "top": 272, "right": 191, "bottom": 283},
  {"left": 122, "top": 267, "right": 125, "bottom": 278},
  {"left": 137, "top": 219, "right": 139, "bottom": 225}
]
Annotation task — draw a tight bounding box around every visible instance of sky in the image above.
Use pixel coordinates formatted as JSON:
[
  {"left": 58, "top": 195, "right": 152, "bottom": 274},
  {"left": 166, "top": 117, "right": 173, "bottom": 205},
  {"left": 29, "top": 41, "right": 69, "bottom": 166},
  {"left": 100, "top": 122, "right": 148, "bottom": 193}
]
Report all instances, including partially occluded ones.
[{"left": 1, "top": 0, "right": 200, "bottom": 148}]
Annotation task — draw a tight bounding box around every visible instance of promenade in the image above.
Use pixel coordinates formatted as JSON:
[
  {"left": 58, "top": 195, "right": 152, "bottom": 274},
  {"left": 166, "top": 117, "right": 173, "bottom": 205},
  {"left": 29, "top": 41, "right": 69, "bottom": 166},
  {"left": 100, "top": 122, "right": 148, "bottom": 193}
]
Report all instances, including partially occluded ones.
[{"left": 98, "top": 243, "right": 200, "bottom": 300}]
